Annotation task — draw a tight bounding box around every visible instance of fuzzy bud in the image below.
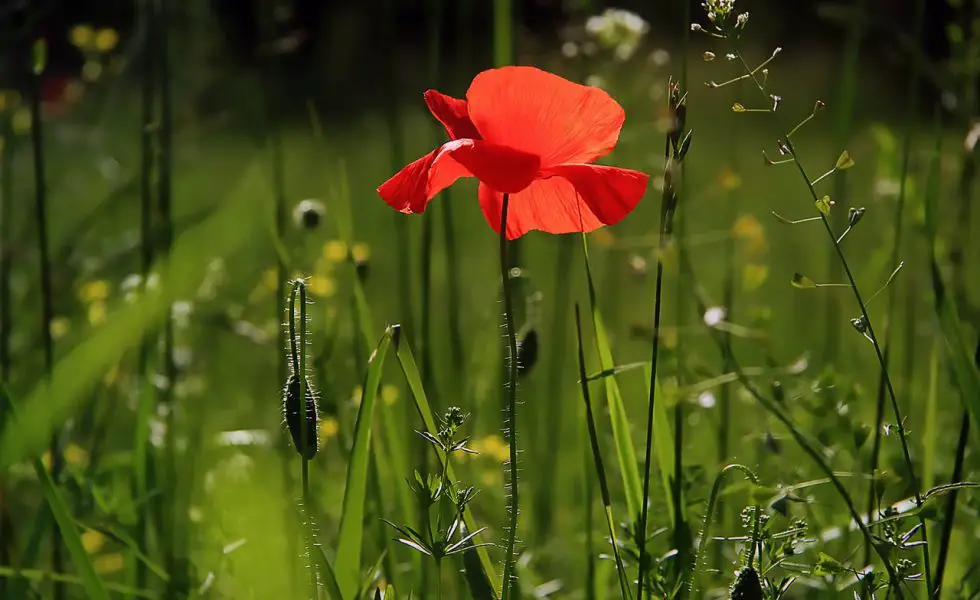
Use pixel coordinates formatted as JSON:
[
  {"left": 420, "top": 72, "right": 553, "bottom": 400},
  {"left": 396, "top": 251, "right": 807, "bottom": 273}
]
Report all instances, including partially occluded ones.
[
  {"left": 516, "top": 327, "right": 539, "bottom": 378},
  {"left": 282, "top": 373, "right": 319, "bottom": 459}
]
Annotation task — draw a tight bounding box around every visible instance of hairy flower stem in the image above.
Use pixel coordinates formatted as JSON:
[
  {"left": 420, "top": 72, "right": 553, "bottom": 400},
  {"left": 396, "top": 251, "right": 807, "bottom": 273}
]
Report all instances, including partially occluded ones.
[
  {"left": 676, "top": 248, "right": 906, "bottom": 597},
  {"left": 289, "top": 282, "right": 318, "bottom": 598},
  {"left": 732, "top": 45, "right": 928, "bottom": 588},
  {"left": 499, "top": 193, "right": 520, "bottom": 600},
  {"left": 30, "top": 40, "right": 60, "bottom": 600}
]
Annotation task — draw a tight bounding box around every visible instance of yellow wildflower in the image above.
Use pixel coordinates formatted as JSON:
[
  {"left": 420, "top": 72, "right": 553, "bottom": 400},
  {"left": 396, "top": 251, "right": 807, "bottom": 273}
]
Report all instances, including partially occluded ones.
[
  {"left": 718, "top": 167, "right": 742, "bottom": 191},
  {"left": 472, "top": 434, "right": 510, "bottom": 463},
  {"left": 88, "top": 300, "right": 107, "bottom": 325},
  {"left": 351, "top": 242, "right": 371, "bottom": 263},
  {"left": 742, "top": 263, "right": 768, "bottom": 291},
  {"left": 381, "top": 384, "right": 399, "bottom": 406},
  {"left": 49, "top": 316, "right": 70, "bottom": 340},
  {"left": 94, "top": 28, "right": 119, "bottom": 53},
  {"left": 319, "top": 417, "right": 339, "bottom": 443},
  {"left": 93, "top": 553, "right": 124, "bottom": 574},
  {"left": 307, "top": 275, "right": 335, "bottom": 298},
  {"left": 323, "top": 240, "right": 348, "bottom": 263},
  {"left": 82, "top": 60, "right": 103, "bottom": 83},
  {"left": 64, "top": 443, "right": 89, "bottom": 467},
  {"left": 731, "top": 215, "right": 767, "bottom": 256},
  {"left": 81, "top": 530, "right": 106, "bottom": 554},
  {"left": 70, "top": 24, "right": 95, "bottom": 50},
  {"left": 79, "top": 279, "right": 110, "bottom": 303}
]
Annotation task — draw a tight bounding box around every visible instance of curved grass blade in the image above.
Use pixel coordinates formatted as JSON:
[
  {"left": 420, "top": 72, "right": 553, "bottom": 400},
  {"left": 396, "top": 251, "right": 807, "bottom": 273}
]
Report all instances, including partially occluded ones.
[
  {"left": 335, "top": 330, "right": 393, "bottom": 598},
  {"left": 0, "top": 385, "right": 110, "bottom": 600},
  {"left": 0, "top": 567, "right": 154, "bottom": 599},
  {"left": 580, "top": 235, "right": 642, "bottom": 521},
  {"left": 642, "top": 364, "right": 687, "bottom": 536}
]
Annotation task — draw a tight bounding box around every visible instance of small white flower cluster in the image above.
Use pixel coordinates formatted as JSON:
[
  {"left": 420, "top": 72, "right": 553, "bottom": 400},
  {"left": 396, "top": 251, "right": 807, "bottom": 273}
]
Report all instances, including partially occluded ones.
[
  {"left": 695, "top": 0, "right": 749, "bottom": 34},
  {"left": 584, "top": 8, "right": 649, "bottom": 61}
]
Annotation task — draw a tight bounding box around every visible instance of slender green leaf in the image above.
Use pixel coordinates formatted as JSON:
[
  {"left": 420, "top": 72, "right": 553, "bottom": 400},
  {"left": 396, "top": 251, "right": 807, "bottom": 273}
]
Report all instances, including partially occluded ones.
[
  {"left": 335, "top": 330, "right": 393, "bottom": 598},
  {"left": 312, "top": 545, "right": 345, "bottom": 600},
  {"left": 642, "top": 365, "right": 686, "bottom": 529},
  {"left": 0, "top": 386, "right": 111, "bottom": 600},
  {"left": 581, "top": 236, "right": 642, "bottom": 520}
]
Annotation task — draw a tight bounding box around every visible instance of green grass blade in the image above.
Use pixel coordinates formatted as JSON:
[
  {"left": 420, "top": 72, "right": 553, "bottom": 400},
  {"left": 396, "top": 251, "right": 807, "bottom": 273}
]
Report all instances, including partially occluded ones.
[
  {"left": 0, "top": 567, "right": 154, "bottom": 599},
  {"left": 581, "top": 235, "right": 642, "bottom": 521},
  {"left": 0, "top": 385, "right": 111, "bottom": 600},
  {"left": 642, "top": 364, "right": 686, "bottom": 529},
  {"left": 391, "top": 332, "right": 501, "bottom": 600},
  {"left": 313, "top": 545, "right": 345, "bottom": 600},
  {"left": 931, "top": 268, "right": 980, "bottom": 434},
  {"left": 335, "top": 330, "right": 394, "bottom": 598}
]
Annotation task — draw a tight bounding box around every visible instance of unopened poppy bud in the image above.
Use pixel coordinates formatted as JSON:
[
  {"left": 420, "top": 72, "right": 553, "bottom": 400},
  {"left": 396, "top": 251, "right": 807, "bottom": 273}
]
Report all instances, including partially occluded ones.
[
  {"left": 850, "top": 315, "right": 868, "bottom": 334},
  {"left": 292, "top": 199, "right": 326, "bottom": 230},
  {"left": 282, "top": 373, "right": 319, "bottom": 459},
  {"left": 847, "top": 206, "right": 865, "bottom": 227},
  {"left": 516, "top": 327, "right": 539, "bottom": 377},
  {"left": 354, "top": 256, "right": 369, "bottom": 281},
  {"left": 730, "top": 566, "right": 763, "bottom": 600}
]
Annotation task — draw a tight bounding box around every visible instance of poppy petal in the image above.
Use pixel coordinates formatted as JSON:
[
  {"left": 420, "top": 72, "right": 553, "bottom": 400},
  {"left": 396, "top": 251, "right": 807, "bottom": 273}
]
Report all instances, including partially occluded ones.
[
  {"left": 378, "top": 139, "right": 540, "bottom": 214},
  {"left": 466, "top": 66, "right": 625, "bottom": 168},
  {"left": 478, "top": 164, "right": 648, "bottom": 239},
  {"left": 545, "top": 164, "right": 649, "bottom": 225},
  {"left": 424, "top": 90, "right": 481, "bottom": 140}
]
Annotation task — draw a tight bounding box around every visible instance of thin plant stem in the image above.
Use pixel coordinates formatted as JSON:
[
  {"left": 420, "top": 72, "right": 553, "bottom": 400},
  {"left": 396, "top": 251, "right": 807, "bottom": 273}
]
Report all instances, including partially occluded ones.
[
  {"left": 29, "top": 34, "right": 60, "bottom": 600},
  {"left": 730, "top": 44, "right": 928, "bottom": 588},
  {"left": 865, "top": 0, "right": 925, "bottom": 571},
  {"left": 135, "top": 0, "right": 157, "bottom": 590},
  {"left": 155, "top": 0, "right": 180, "bottom": 584},
  {"left": 499, "top": 194, "right": 520, "bottom": 600},
  {"left": 290, "top": 282, "right": 318, "bottom": 598},
  {"left": 676, "top": 248, "right": 906, "bottom": 597},
  {"left": 636, "top": 105, "right": 672, "bottom": 600},
  {"left": 0, "top": 115, "right": 12, "bottom": 600},
  {"left": 934, "top": 413, "right": 970, "bottom": 597},
  {"left": 574, "top": 304, "right": 632, "bottom": 600}
]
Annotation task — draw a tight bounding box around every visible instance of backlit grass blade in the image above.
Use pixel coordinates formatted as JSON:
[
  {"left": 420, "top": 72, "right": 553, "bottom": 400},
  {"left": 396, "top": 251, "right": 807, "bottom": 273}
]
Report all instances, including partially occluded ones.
[
  {"left": 642, "top": 364, "right": 687, "bottom": 531},
  {"left": 0, "top": 385, "right": 110, "bottom": 600},
  {"left": 313, "top": 545, "right": 345, "bottom": 600},
  {"left": 391, "top": 332, "right": 501, "bottom": 600},
  {"left": 931, "top": 268, "right": 980, "bottom": 436},
  {"left": 581, "top": 235, "right": 642, "bottom": 521},
  {"left": 336, "top": 330, "right": 393, "bottom": 598},
  {"left": 0, "top": 568, "right": 153, "bottom": 598}
]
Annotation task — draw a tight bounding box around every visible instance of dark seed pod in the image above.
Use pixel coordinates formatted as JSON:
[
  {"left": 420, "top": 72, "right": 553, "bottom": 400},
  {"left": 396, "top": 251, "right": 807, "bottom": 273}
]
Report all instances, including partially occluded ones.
[
  {"left": 516, "top": 327, "right": 538, "bottom": 378},
  {"left": 282, "top": 373, "right": 319, "bottom": 459},
  {"left": 292, "top": 199, "right": 326, "bottom": 231},
  {"left": 730, "top": 566, "right": 763, "bottom": 600},
  {"left": 354, "top": 256, "right": 370, "bottom": 282}
]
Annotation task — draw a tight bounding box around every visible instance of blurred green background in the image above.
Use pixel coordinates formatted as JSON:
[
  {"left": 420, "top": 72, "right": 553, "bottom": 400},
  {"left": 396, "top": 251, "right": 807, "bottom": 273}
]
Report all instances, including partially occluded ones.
[{"left": 0, "top": 0, "right": 979, "bottom": 598}]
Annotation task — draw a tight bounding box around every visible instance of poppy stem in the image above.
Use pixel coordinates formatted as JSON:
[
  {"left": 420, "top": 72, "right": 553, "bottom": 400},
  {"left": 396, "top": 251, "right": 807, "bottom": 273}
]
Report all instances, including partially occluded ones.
[{"left": 499, "top": 193, "right": 520, "bottom": 600}]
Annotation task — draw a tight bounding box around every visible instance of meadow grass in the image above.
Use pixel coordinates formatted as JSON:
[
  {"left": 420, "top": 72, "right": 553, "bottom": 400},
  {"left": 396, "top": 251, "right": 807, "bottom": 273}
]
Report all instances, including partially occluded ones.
[{"left": 1, "top": 1, "right": 980, "bottom": 598}]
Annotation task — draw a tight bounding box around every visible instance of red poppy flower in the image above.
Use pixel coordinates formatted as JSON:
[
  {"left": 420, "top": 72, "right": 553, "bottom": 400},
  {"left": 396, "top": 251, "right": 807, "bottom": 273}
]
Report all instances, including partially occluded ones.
[{"left": 377, "top": 66, "right": 649, "bottom": 239}]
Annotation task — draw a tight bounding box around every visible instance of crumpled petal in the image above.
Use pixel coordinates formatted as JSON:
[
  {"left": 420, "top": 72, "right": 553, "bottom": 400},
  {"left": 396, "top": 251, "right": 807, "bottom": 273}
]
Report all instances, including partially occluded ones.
[
  {"left": 466, "top": 66, "right": 625, "bottom": 168},
  {"left": 424, "top": 90, "right": 481, "bottom": 140},
  {"left": 378, "top": 139, "right": 540, "bottom": 214},
  {"left": 478, "top": 164, "right": 648, "bottom": 239}
]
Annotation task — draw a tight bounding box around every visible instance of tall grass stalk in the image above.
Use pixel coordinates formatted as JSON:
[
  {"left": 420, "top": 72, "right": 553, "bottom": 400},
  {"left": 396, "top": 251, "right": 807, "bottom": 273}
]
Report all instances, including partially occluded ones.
[
  {"left": 676, "top": 247, "right": 906, "bottom": 596},
  {"left": 0, "top": 115, "right": 10, "bottom": 600},
  {"left": 933, "top": 94, "right": 978, "bottom": 596},
  {"left": 574, "top": 304, "right": 632, "bottom": 600},
  {"left": 720, "top": 32, "right": 927, "bottom": 588},
  {"left": 155, "top": 0, "right": 180, "bottom": 581},
  {"left": 637, "top": 79, "right": 682, "bottom": 598},
  {"left": 28, "top": 35, "right": 60, "bottom": 600},
  {"left": 134, "top": 0, "right": 158, "bottom": 590},
  {"left": 499, "top": 194, "right": 521, "bottom": 600},
  {"left": 864, "top": 0, "right": 925, "bottom": 570}
]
